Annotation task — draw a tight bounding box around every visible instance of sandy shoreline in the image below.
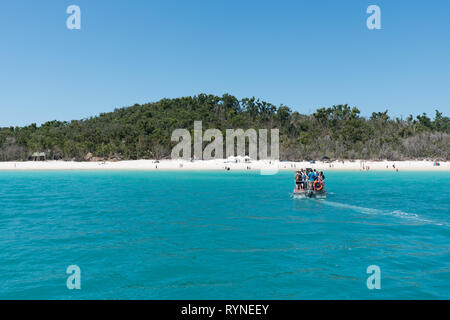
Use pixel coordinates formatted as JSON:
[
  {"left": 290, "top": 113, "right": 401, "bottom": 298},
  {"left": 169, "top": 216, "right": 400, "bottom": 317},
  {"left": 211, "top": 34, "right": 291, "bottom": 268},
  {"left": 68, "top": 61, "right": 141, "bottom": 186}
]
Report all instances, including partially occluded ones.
[{"left": 0, "top": 159, "right": 448, "bottom": 171}]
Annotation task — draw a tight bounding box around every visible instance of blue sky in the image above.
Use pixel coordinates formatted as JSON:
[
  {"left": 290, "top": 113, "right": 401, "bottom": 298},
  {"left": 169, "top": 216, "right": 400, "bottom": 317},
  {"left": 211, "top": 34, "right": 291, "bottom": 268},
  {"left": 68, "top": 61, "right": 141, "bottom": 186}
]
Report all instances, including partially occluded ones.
[{"left": 0, "top": 0, "right": 449, "bottom": 126}]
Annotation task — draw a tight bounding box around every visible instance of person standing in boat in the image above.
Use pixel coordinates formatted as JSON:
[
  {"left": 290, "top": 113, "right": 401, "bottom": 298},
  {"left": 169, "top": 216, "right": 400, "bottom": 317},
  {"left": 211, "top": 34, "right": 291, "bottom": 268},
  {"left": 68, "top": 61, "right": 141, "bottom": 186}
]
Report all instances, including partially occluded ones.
[
  {"left": 319, "top": 171, "right": 325, "bottom": 181},
  {"left": 307, "top": 169, "right": 315, "bottom": 189},
  {"left": 314, "top": 169, "right": 319, "bottom": 180},
  {"left": 295, "top": 171, "right": 302, "bottom": 190},
  {"left": 301, "top": 169, "right": 307, "bottom": 190},
  {"left": 297, "top": 169, "right": 306, "bottom": 190}
]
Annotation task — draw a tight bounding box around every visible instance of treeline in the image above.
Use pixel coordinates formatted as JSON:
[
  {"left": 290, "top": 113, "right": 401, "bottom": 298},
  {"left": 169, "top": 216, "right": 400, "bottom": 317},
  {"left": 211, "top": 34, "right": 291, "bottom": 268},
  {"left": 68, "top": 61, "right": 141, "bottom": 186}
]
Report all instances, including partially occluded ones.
[{"left": 0, "top": 94, "right": 449, "bottom": 161}]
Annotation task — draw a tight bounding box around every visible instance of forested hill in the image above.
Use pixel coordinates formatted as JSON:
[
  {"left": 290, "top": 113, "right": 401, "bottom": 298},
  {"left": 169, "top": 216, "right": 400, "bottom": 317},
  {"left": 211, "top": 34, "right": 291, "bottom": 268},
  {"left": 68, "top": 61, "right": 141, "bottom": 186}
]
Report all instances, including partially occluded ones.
[{"left": 0, "top": 94, "right": 449, "bottom": 161}]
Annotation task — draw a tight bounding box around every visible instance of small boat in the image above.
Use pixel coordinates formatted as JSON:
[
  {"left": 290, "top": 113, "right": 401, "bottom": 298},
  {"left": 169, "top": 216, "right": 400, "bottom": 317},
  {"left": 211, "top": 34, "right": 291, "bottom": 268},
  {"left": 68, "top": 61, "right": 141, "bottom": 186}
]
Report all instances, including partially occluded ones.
[
  {"left": 293, "top": 188, "right": 327, "bottom": 199},
  {"left": 293, "top": 180, "right": 327, "bottom": 199}
]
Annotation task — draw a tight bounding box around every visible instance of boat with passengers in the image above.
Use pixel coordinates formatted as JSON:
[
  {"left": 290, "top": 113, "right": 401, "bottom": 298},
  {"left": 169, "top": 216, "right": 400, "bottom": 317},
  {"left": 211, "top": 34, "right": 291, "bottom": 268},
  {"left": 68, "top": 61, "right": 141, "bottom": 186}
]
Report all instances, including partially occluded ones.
[{"left": 293, "top": 168, "right": 327, "bottom": 199}]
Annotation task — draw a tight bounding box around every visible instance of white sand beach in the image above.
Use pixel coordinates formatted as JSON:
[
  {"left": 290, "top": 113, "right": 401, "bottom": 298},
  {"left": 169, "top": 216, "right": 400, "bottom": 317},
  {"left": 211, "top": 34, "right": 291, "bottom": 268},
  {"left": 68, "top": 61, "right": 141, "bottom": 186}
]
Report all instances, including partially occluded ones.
[{"left": 0, "top": 159, "right": 448, "bottom": 171}]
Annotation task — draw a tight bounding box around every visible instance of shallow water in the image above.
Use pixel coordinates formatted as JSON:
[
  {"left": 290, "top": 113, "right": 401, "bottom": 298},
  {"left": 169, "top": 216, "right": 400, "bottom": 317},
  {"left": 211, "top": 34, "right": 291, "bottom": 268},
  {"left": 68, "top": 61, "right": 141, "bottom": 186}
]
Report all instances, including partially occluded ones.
[{"left": 0, "top": 170, "right": 449, "bottom": 299}]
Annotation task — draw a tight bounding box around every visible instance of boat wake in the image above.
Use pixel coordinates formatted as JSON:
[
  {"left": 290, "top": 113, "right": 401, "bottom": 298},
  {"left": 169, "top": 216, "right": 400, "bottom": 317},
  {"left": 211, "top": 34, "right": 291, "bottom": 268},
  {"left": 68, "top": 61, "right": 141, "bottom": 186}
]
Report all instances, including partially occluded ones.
[{"left": 322, "top": 201, "right": 450, "bottom": 227}]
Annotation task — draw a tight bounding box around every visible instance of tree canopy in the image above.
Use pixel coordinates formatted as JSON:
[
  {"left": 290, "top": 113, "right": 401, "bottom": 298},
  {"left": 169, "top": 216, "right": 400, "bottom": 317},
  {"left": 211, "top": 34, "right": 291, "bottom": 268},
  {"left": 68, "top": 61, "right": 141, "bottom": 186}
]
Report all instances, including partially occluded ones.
[{"left": 1, "top": 94, "right": 448, "bottom": 161}]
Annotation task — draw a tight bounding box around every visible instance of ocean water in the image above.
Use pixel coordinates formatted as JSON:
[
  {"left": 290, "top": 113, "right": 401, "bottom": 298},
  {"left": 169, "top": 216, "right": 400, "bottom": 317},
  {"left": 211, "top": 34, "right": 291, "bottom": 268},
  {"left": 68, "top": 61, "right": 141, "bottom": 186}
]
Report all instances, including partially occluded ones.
[{"left": 0, "top": 170, "right": 449, "bottom": 300}]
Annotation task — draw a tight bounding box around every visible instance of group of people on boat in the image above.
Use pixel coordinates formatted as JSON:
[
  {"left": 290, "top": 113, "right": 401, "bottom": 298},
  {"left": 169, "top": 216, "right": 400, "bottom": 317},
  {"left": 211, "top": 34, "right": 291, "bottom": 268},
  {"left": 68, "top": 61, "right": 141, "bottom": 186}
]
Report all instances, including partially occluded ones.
[{"left": 295, "top": 168, "right": 325, "bottom": 191}]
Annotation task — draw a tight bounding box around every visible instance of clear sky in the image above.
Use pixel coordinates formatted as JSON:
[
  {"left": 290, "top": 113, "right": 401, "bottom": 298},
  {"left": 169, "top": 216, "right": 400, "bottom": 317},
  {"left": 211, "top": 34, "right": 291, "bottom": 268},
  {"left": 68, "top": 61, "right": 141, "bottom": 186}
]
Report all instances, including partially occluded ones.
[{"left": 0, "top": 0, "right": 449, "bottom": 127}]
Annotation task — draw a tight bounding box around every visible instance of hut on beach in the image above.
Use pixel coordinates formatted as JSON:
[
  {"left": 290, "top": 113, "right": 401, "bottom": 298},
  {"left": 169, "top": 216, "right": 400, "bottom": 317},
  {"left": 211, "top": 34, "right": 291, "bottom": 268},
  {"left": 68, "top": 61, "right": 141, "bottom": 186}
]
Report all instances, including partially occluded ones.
[
  {"left": 226, "top": 155, "right": 252, "bottom": 163},
  {"left": 31, "top": 152, "right": 46, "bottom": 161}
]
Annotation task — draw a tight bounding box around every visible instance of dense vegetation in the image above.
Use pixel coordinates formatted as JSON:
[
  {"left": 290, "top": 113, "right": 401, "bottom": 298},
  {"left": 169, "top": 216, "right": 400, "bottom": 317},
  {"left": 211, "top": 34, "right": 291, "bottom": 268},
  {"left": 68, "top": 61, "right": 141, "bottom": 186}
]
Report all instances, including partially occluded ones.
[{"left": 1, "top": 94, "right": 449, "bottom": 161}]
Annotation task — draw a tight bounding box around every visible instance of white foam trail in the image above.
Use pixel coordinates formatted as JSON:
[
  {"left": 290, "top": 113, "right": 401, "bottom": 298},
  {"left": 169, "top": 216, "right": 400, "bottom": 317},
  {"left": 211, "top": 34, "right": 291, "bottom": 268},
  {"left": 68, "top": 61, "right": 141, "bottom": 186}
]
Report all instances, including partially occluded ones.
[
  {"left": 324, "top": 201, "right": 381, "bottom": 215},
  {"left": 323, "top": 201, "right": 449, "bottom": 227}
]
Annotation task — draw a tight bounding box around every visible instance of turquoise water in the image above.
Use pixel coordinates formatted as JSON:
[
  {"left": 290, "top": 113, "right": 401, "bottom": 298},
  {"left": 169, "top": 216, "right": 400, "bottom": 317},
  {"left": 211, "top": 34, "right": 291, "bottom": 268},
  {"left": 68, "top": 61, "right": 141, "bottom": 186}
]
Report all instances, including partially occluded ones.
[{"left": 0, "top": 170, "right": 449, "bottom": 299}]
